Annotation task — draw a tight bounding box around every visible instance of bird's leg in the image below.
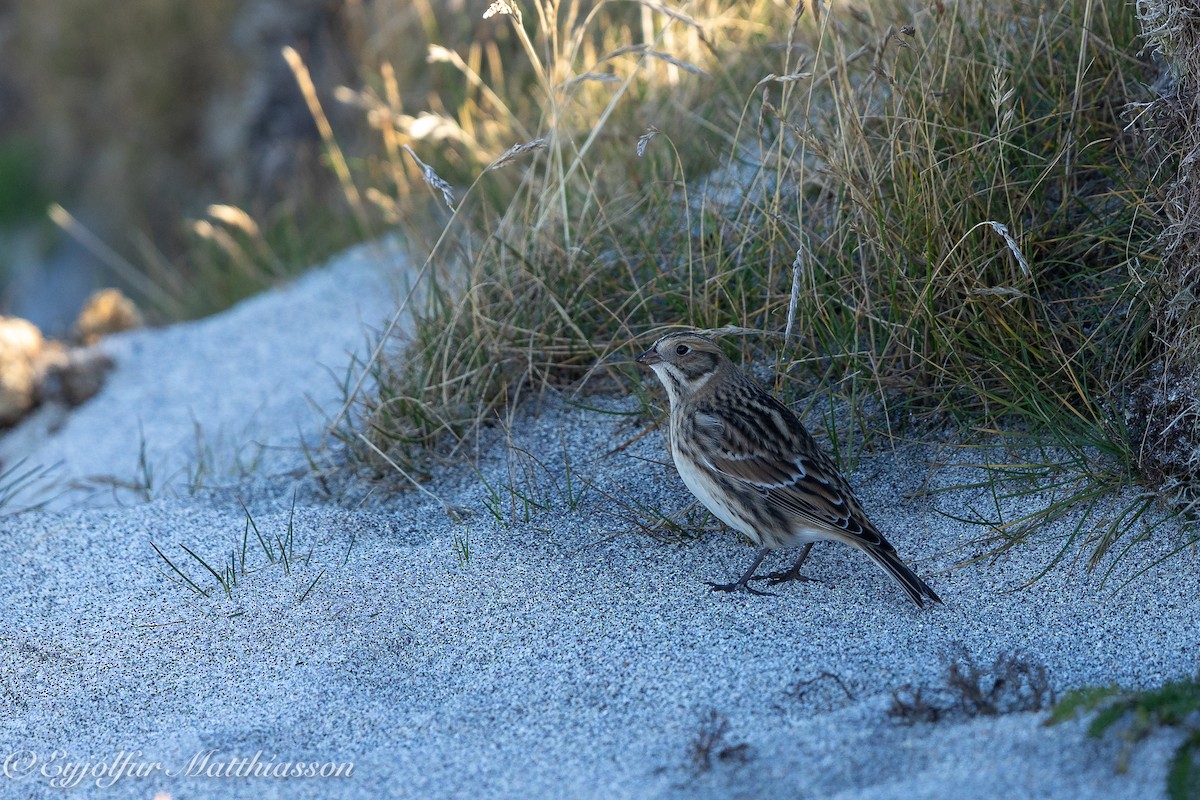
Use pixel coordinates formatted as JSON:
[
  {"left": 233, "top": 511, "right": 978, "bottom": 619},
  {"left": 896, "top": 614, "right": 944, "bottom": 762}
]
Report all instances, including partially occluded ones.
[
  {"left": 707, "top": 548, "right": 777, "bottom": 596},
  {"left": 758, "top": 543, "right": 822, "bottom": 586}
]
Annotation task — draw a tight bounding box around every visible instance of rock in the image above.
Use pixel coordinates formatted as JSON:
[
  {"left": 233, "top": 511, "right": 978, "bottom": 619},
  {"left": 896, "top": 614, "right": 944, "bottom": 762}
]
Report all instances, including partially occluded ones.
[
  {"left": 0, "top": 291, "right": 126, "bottom": 428},
  {"left": 73, "top": 288, "right": 143, "bottom": 345},
  {"left": 35, "top": 341, "right": 115, "bottom": 409},
  {"left": 0, "top": 316, "right": 44, "bottom": 426}
]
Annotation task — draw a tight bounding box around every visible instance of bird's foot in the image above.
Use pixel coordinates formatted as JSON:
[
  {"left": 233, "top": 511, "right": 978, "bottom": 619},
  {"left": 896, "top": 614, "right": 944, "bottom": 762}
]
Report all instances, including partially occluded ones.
[
  {"left": 706, "top": 579, "right": 777, "bottom": 597},
  {"left": 757, "top": 568, "right": 823, "bottom": 587},
  {"left": 753, "top": 543, "right": 822, "bottom": 588}
]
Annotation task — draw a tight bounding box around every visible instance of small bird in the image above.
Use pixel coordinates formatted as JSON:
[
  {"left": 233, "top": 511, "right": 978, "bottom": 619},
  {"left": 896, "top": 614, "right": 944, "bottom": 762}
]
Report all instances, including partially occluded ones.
[{"left": 636, "top": 330, "right": 941, "bottom": 608}]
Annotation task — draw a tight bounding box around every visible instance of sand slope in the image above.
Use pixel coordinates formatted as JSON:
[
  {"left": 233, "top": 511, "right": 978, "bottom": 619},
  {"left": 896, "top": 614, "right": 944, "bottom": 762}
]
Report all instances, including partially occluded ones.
[{"left": 0, "top": 241, "right": 1194, "bottom": 799}]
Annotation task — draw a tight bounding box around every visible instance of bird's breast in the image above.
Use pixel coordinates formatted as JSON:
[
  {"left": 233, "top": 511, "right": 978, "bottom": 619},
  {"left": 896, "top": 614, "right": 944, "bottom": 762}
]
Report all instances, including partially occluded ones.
[{"left": 669, "top": 414, "right": 761, "bottom": 543}]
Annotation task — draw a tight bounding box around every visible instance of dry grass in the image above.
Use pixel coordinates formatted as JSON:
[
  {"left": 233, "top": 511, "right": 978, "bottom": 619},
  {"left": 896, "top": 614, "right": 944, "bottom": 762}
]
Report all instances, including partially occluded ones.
[
  {"left": 3, "top": 0, "right": 371, "bottom": 320},
  {"left": 319, "top": 0, "right": 1179, "bottom": 575},
  {"left": 889, "top": 650, "right": 1055, "bottom": 724}
]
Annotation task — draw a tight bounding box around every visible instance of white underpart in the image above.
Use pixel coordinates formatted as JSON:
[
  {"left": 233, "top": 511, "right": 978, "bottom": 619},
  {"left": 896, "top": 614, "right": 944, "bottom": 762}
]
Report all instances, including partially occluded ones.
[
  {"left": 672, "top": 444, "right": 759, "bottom": 540},
  {"left": 648, "top": 363, "right": 679, "bottom": 406}
]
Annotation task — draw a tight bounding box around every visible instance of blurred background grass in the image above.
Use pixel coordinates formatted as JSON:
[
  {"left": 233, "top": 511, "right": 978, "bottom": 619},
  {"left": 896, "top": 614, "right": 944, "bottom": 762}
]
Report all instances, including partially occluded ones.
[{"left": 0, "top": 0, "right": 517, "bottom": 326}]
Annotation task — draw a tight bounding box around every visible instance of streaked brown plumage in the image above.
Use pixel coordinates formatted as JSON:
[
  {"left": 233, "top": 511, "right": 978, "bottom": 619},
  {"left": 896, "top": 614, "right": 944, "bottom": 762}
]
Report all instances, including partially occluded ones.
[{"left": 636, "top": 331, "right": 941, "bottom": 608}]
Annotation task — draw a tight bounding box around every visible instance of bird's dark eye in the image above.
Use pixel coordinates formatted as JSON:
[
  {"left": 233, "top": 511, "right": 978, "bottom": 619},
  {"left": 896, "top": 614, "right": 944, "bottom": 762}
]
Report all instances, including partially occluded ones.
[{"left": 675, "top": 344, "right": 689, "bottom": 356}]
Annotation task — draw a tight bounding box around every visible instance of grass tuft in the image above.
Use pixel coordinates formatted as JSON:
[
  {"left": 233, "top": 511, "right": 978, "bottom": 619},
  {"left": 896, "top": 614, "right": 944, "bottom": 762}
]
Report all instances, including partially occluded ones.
[
  {"left": 149, "top": 494, "right": 319, "bottom": 603},
  {"left": 1048, "top": 675, "right": 1200, "bottom": 799},
  {"left": 0, "top": 458, "right": 58, "bottom": 513}
]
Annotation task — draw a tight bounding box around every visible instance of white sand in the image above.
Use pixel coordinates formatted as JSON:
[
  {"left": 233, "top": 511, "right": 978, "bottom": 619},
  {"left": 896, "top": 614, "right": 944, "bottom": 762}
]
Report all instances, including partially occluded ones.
[{"left": 0, "top": 240, "right": 1195, "bottom": 799}]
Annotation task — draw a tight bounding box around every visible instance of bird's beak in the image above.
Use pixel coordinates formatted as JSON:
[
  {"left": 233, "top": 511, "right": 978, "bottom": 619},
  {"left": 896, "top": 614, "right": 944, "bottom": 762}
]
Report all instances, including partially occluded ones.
[{"left": 635, "top": 348, "right": 661, "bottom": 366}]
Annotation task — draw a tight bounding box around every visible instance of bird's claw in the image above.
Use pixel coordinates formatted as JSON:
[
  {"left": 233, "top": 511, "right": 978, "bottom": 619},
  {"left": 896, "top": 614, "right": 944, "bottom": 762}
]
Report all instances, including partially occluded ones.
[{"left": 706, "top": 580, "right": 777, "bottom": 597}]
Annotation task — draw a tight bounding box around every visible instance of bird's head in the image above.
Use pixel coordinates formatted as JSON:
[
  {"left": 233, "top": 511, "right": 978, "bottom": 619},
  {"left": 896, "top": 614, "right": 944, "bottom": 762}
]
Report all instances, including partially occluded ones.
[{"left": 635, "top": 331, "right": 730, "bottom": 405}]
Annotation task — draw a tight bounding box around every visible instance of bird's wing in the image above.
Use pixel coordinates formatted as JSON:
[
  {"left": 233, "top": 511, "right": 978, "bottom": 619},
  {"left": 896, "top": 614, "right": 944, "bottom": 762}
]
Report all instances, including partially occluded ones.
[{"left": 692, "top": 401, "right": 887, "bottom": 547}]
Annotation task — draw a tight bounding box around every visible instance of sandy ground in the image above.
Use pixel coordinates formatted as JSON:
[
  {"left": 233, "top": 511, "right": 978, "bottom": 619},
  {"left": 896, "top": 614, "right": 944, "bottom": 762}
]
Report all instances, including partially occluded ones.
[{"left": 0, "top": 240, "right": 1196, "bottom": 799}]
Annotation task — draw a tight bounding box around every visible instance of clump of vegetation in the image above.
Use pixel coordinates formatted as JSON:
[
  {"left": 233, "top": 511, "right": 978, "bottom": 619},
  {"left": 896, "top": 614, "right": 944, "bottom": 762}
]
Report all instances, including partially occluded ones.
[
  {"left": 324, "top": 0, "right": 1185, "bottom": 571},
  {"left": 1126, "top": 0, "right": 1200, "bottom": 527},
  {"left": 889, "top": 651, "right": 1055, "bottom": 724},
  {"left": 150, "top": 496, "right": 324, "bottom": 604},
  {"left": 686, "top": 710, "right": 751, "bottom": 776},
  {"left": 1048, "top": 676, "right": 1200, "bottom": 800}
]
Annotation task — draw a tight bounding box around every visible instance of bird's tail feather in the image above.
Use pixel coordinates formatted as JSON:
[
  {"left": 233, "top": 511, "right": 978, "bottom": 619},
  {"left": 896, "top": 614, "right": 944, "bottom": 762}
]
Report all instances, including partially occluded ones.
[{"left": 865, "top": 546, "right": 942, "bottom": 608}]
